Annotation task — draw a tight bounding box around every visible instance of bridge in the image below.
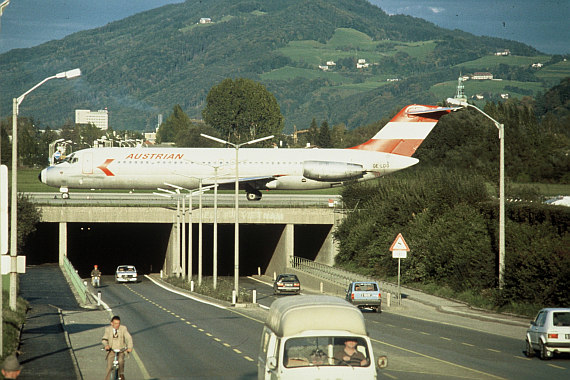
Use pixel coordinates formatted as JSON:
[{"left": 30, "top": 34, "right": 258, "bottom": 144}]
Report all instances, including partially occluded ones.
[{"left": 34, "top": 194, "right": 345, "bottom": 277}]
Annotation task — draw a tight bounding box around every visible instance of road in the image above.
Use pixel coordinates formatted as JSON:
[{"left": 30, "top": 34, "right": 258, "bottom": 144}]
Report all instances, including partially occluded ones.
[
  {"left": 97, "top": 276, "right": 568, "bottom": 379},
  {"left": 25, "top": 192, "right": 341, "bottom": 207}
]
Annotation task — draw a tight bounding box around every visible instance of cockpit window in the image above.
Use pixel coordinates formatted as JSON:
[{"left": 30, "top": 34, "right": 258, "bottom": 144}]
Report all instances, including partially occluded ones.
[{"left": 57, "top": 153, "right": 78, "bottom": 165}]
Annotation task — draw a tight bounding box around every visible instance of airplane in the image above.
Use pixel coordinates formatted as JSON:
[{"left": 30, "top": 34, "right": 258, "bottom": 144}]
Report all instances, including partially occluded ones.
[{"left": 39, "top": 104, "right": 457, "bottom": 200}]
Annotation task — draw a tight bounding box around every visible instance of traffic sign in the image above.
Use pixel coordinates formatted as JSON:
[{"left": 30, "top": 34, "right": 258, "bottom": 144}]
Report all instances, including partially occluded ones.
[
  {"left": 392, "top": 250, "right": 407, "bottom": 259},
  {"left": 390, "top": 233, "right": 410, "bottom": 252}
]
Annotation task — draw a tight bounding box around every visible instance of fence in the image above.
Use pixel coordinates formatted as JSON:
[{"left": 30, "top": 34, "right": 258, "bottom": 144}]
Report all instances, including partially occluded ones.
[
  {"left": 289, "top": 256, "right": 398, "bottom": 295},
  {"left": 61, "top": 256, "right": 87, "bottom": 304}
]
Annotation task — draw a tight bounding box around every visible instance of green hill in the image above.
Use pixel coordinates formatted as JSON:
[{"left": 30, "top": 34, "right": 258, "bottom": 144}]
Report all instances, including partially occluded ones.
[{"left": 0, "top": 0, "right": 562, "bottom": 132}]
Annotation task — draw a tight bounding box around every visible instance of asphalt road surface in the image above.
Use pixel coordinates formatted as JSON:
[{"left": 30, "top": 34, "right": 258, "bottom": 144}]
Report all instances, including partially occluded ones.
[{"left": 96, "top": 276, "right": 568, "bottom": 379}]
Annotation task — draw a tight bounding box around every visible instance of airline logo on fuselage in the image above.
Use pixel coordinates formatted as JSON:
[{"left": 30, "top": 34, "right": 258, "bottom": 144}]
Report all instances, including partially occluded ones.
[{"left": 124, "top": 153, "right": 185, "bottom": 160}]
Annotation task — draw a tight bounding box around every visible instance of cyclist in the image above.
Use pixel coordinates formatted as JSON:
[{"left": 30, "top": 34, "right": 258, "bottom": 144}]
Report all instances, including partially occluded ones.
[
  {"left": 102, "top": 315, "right": 133, "bottom": 380},
  {"left": 91, "top": 265, "right": 101, "bottom": 287}
]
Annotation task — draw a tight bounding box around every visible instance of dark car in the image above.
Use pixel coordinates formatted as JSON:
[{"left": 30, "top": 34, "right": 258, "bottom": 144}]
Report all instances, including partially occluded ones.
[{"left": 273, "top": 274, "right": 301, "bottom": 295}]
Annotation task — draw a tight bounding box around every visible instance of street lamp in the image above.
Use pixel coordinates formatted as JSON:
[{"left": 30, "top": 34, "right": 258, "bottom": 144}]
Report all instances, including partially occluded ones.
[
  {"left": 10, "top": 68, "right": 81, "bottom": 310},
  {"left": 201, "top": 133, "right": 274, "bottom": 296},
  {"left": 446, "top": 97, "right": 505, "bottom": 288}
]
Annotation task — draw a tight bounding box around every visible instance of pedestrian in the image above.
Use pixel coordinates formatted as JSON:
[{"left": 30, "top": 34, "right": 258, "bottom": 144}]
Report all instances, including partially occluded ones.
[
  {"left": 102, "top": 315, "right": 133, "bottom": 380},
  {"left": 1, "top": 353, "right": 22, "bottom": 379}
]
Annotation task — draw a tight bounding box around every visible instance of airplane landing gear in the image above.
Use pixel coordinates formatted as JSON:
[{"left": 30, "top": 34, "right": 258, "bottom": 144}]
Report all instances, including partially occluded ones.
[
  {"left": 60, "top": 187, "right": 69, "bottom": 199},
  {"left": 246, "top": 190, "right": 262, "bottom": 201}
]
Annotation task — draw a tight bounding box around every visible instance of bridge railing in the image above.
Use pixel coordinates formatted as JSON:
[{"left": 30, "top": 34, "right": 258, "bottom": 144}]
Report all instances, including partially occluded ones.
[
  {"left": 61, "top": 256, "right": 87, "bottom": 304},
  {"left": 289, "top": 256, "right": 397, "bottom": 295}
]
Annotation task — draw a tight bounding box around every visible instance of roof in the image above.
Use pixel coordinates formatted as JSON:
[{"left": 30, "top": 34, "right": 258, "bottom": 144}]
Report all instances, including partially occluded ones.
[{"left": 266, "top": 295, "right": 367, "bottom": 337}]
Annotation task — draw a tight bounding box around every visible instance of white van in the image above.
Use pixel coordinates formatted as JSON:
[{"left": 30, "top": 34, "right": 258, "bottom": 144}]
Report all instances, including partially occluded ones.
[{"left": 258, "top": 295, "right": 387, "bottom": 380}]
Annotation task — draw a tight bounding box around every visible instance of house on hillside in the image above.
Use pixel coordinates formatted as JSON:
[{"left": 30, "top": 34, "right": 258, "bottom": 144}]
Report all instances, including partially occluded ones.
[
  {"left": 326, "top": 61, "right": 336, "bottom": 66},
  {"left": 531, "top": 63, "right": 543, "bottom": 68},
  {"left": 495, "top": 49, "right": 510, "bottom": 56},
  {"left": 199, "top": 17, "right": 212, "bottom": 24},
  {"left": 500, "top": 93, "right": 509, "bottom": 99},
  {"left": 472, "top": 72, "right": 493, "bottom": 80},
  {"left": 318, "top": 65, "right": 329, "bottom": 71}
]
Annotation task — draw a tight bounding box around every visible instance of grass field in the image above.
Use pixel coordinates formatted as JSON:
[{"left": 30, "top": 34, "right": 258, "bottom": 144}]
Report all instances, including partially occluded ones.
[
  {"left": 535, "top": 60, "right": 570, "bottom": 83},
  {"left": 453, "top": 55, "right": 551, "bottom": 70},
  {"left": 261, "top": 66, "right": 348, "bottom": 83}
]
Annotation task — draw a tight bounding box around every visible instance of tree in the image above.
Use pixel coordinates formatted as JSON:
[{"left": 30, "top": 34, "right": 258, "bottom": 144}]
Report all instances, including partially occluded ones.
[
  {"left": 202, "top": 78, "right": 284, "bottom": 144},
  {"left": 317, "top": 120, "right": 332, "bottom": 148},
  {"left": 157, "top": 105, "right": 192, "bottom": 144}
]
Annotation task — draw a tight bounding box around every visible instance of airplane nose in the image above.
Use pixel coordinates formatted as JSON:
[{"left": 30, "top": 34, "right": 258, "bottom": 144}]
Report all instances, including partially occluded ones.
[{"left": 39, "top": 168, "right": 46, "bottom": 184}]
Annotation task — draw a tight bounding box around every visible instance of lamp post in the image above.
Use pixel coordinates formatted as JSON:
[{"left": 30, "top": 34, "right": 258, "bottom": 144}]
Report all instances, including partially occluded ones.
[
  {"left": 156, "top": 187, "right": 181, "bottom": 276},
  {"left": 200, "top": 133, "right": 274, "bottom": 295},
  {"left": 446, "top": 97, "right": 505, "bottom": 288},
  {"left": 10, "top": 68, "right": 81, "bottom": 310}
]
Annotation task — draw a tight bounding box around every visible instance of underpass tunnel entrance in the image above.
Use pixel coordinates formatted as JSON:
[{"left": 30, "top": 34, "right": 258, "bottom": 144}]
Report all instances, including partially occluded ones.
[
  {"left": 294, "top": 224, "right": 333, "bottom": 261},
  {"left": 67, "top": 223, "right": 171, "bottom": 277},
  {"left": 24, "top": 223, "right": 60, "bottom": 264},
  {"left": 189, "top": 224, "right": 283, "bottom": 276}
]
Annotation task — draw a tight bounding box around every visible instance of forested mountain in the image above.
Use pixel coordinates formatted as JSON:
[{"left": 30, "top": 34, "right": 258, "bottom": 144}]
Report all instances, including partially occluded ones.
[{"left": 0, "top": 0, "right": 549, "bottom": 131}]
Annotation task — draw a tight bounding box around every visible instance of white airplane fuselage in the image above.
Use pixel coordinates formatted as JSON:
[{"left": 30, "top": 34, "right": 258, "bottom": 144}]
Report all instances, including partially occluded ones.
[
  {"left": 39, "top": 104, "right": 456, "bottom": 199},
  {"left": 40, "top": 146, "right": 418, "bottom": 195}
]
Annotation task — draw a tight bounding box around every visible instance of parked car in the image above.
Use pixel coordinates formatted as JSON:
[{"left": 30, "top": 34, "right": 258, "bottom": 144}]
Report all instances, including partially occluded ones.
[
  {"left": 273, "top": 274, "right": 301, "bottom": 295},
  {"left": 345, "top": 281, "right": 382, "bottom": 313},
  {"left": 525, "top": 307, "right": 570, "bottom": 360},
  {"left": 115, "top": 265, "right": 138, "bottom": 283}
]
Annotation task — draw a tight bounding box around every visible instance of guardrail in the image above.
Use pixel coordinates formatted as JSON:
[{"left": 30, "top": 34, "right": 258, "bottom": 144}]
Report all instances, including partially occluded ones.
[
  {"left": 289, "top": 256, "right": 397, "bottom": 295},
  {"left": 61, "top": 256, "right": 87, "bottom": 303}
]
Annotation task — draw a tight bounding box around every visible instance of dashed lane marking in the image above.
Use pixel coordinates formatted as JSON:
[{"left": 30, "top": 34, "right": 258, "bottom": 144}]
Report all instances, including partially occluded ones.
[
  {"left": 440, "top": 337, "right": 452, "bottom": 341},
  {"left": 547, "top": 364, "right": 566, "bottom": 370},
  {"left": 461, "top": 343, "right": 474, "bottom": 347},
  {"left": 486, "top": 349, "right": 500, "bottom": 353},
  {"left": 514, "top": 356, "right": 531, "bottom": 361},
  {"left": 125, "top": 284, "right": 254, "bottom": 364}
]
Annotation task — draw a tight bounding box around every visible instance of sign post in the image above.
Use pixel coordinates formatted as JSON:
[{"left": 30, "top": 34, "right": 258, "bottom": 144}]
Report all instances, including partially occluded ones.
[
  {"left": 389, "top": 233, "right": 410, "bottom": 305},
  {"left": 1, "top": 165, "right": 8, "bottom": 357}
]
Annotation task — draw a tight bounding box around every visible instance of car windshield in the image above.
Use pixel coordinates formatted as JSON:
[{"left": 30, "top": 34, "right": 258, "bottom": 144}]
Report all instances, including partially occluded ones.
[
  {"left": 118, "top": 266, "right": 136, "bottom": 272},
  {"left": 354, "top": 283, "right": 377, "bottom": 291},
  {"left": 279, "top": 275, "right": 298, "bottom": 282},
  {"left": 553, "top": 312, "right": 570, "bottom": 326},
  {"left": 283, "top": 336, "right": 370, "bottom": 368}
]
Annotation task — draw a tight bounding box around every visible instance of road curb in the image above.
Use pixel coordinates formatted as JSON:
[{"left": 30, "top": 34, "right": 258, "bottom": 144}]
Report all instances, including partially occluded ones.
[
  {"left": 435, "top": 305, "right": 529, "bottom": 327},
  {"left": 58, "top": 308, "right": 84, "bottom": 380}
]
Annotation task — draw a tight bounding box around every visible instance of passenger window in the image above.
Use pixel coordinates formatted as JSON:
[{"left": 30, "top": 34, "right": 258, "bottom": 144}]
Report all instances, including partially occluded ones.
[{"left": 536, "top": 312, "right": 547, "bottom": 327}]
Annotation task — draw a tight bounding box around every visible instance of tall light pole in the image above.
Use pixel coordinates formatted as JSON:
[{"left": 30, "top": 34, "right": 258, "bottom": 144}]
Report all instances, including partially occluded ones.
[
  {"left": 201, "top": 133, "right": 274, "bottom": 295},
  {"left": 447, "top": 97, "right": 505, "bottom": 288},
  {"left": 10, "top": 68, "right": 81, "bottom": 310}
]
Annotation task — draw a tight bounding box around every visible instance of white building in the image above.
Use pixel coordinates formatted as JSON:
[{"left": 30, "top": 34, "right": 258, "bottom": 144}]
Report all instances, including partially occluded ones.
[
  {"left": 75, "top": 109, "right": 109, "bottom": 130},
  {"left": 199, "top": 18, "right": 212, "bottom": 24}
]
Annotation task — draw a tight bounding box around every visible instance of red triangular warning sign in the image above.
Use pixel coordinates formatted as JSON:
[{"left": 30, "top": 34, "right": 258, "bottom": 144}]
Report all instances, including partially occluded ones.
[{"left": 389, "top": 233, "right": 410, "bottom": 251}]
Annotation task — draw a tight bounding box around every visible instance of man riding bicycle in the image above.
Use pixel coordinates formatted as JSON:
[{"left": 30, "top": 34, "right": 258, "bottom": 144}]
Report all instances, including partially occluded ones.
[{"left": 102, "top": 315, "right": 133, "bottom": 380}]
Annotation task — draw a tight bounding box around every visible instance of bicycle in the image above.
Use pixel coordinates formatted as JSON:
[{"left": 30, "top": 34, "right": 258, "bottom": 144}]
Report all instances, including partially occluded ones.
[{"left": 102, "top": 347, "right": 128, "bottom": 380}]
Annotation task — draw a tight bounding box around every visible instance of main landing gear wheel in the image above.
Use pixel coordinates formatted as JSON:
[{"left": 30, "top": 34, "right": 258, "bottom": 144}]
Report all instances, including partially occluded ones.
[{"left": 246, "top": 191, "right": 262, "bottom": 201}]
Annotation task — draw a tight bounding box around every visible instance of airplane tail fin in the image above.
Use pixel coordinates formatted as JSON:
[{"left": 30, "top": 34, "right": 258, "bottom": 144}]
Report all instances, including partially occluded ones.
[{"left": 349, "top": 104, "right": 457, "bottom": 156}]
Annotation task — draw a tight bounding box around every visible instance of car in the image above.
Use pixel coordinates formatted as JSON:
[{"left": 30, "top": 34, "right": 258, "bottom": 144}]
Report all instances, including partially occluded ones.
[
  {"left": 115, "top": 265, "right": 138, "bottom": 283},
  {"left": 345, "top": 281, "right": 382, "bottom": 313},
  {"left": 273, "top": 274, "right": 301, "bottom": 295},
  {"left": 525, "top": 307, "right": 570, "bottom": 360}
]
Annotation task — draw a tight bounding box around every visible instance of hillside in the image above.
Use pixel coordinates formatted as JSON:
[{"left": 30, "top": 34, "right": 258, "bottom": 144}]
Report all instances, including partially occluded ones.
[{"left": 0, "top": 0, "right": 563, "bottom": 132}]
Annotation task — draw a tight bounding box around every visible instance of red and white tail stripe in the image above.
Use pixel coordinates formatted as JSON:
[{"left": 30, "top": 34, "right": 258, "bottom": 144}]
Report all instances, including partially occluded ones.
[{"left": 349, "top": 104, "right": 455, "bottom": 157}]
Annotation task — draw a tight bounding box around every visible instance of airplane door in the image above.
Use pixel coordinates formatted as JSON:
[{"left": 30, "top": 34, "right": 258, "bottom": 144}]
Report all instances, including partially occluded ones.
[{"left": 82, "top": 152, "right": 93, "bottom": 174}]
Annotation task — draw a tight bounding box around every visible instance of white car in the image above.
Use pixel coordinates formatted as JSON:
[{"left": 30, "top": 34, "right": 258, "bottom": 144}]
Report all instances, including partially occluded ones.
[
  {"left": 115, "top": 265, "right": 138, "bottom": 283},
  {"left": 525, "top": 307, "right": 570, "bottom": 359}
]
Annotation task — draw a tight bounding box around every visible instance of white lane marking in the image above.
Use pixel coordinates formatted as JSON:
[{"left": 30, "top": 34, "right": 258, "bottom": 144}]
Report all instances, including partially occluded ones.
[{"left": 144, "top": 275, "right": 226, "bottom": 310}]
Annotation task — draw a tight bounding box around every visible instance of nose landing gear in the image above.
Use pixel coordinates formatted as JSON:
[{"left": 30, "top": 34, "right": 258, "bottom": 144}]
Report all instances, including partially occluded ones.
[{"left": 246, "top": 190, "right": 262, "bottom": 201}]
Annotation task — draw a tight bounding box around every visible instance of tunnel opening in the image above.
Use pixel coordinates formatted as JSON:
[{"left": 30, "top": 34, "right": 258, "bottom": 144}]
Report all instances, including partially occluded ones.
[
  {"left": 294, "top": 224, "right": 332, "bottom": 260},
  {"left": 185, "top": 223, "right": 283, "bottom": 276},
  {"left": 24, "top": 223, "right": 59, "bottom": 264},
  {"left": 67, "top": 223, "right": 171, "bottom": 277}
]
